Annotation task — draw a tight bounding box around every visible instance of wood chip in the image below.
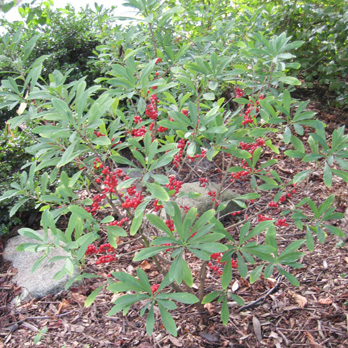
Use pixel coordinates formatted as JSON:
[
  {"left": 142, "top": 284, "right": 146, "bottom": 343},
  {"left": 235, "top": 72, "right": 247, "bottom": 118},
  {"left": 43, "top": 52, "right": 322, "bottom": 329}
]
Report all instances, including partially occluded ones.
[
  {"left": 288, "top": 291, "right": 307, "bottom": 309},
  {"left": 305, "top": 332, "right": 324, "bottom": 348},
  {"left": 318, "top": 297, "right": 333, "bottom": 305},
  {"left": 168, "top": 336, "right": 183, "bottom": 347},
  {"left": 252, "top": 316, "right": 262, "bottom": 342},
  {"left": 140, "top": 260, "right": 151, "bottom": 271}
]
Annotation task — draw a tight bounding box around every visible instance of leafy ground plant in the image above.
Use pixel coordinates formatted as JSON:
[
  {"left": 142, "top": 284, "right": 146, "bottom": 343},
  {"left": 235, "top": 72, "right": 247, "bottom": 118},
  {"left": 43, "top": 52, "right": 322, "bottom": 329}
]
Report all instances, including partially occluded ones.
[{"left": 0, "top": 0, "right": 347, "bottom": 339}]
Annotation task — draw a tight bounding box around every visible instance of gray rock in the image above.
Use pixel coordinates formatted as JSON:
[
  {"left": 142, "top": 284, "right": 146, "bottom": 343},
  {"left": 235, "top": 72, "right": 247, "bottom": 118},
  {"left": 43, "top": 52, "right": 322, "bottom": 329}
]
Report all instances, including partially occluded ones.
[
  {"left": 175, "top": 182, "right": 241, "bottom": 216},
  {"left": 4, "top": 230, "right": 75, "bottom": 301}
]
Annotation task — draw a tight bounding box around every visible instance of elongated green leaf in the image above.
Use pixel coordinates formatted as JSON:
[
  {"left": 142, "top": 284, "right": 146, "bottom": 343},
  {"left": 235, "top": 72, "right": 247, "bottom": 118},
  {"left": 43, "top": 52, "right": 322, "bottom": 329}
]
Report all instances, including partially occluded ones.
[
  {"left": 130, "top": 214, "right": 143, "bottom": 236},
  {"left": 323, "top": 162, "right": 332, "bottom": 188},
  {"left": 133, "top": 246, "right": 167, "bottom": 262},
  {"left": 146, "top": 214, "right": 173, "bottom": 237},
  {"left": 277, "top": 267, "right": 299, "bottom": 287},
  {"left": 237, "top": 253, "right": 248, "bottom": 279},
  {"left": 159, "top": 293, "right": 198, "bottom": 304},
  {"left": 249, "top": 265, "right": 264, "bottom": 284},
  {"left": 221, "top": 297, "right": 229, "bottom": 325},
  {"left": 85, "top": 285, "right": 104, "bottom": 308},
  {"left": 158, "top": 304, "right": 177, "bottom": 336},
  {"left": 146, "top": 182, "right": 169, "bottom": 201},
  {"left": 221, "top": 259, "right": 232, "bottom": 290},
  {"left": 202, "top": 291, "right": 221, "bottom": 304},
  {"left": 18, "top": 228, "right": 45, "bottom": 242},
  {"left": 146, "top": 305, "right": 155, "bottom": 336}
]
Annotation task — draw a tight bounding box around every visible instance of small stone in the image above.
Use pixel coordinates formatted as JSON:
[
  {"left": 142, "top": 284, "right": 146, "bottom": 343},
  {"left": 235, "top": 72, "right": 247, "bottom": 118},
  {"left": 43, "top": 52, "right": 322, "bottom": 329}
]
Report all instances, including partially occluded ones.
[
  {"left": 4, "top": 230, "right": 77, "bottom": 301},
  {"left": 175, "top": 181, "right": 241, "bottom": 216}
]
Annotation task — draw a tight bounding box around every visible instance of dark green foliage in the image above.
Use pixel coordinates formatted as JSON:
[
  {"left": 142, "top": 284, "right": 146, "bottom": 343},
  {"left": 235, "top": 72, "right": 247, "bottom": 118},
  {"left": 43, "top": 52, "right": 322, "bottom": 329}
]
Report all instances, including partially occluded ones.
[
  {"left": 268, "top": 0, "right": 348, "bottom": 106},
  {"left": 0, "top": 128, "right": 34, "bottom": 235}
]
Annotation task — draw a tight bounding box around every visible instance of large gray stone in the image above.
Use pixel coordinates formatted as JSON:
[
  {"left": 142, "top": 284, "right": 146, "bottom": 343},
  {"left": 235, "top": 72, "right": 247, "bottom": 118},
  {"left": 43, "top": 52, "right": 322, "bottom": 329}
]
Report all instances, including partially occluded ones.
[
  {"left": 4, "top": 230, "right": 75, "bottom": 301},
  {"left": 175, "top": 182, "right": 241, "bottom": 216}
]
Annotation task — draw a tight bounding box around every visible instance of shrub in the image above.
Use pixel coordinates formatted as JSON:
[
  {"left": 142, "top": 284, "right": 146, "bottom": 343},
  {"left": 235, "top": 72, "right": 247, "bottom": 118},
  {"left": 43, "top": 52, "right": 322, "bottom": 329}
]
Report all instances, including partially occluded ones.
[{"left": 0, "top": 0, "right": 347, "bottom": 337}]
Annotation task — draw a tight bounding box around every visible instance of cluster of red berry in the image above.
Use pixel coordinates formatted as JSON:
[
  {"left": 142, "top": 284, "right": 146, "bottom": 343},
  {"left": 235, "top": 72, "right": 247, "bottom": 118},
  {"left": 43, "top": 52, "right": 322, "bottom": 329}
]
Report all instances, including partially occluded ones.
[
  {"left": 268, "top": 201, "right": 278, "bottom": 208},
  {"left": 96, "top": 255, "right": 116, "bottom": 265},
  {"left": 134, "top": 115, "right": 143, "bottom": 124},
  {"left": 153, "top": 199, "right": 163, "bottom": 212},
  {"left": 85, "top": 243, "right": 116, "bottom": 265},
  {"left": 149, "top": 122, "right": 168, "bottom": 134},
  {"left": 93, "top": 130, "right": 106, "bottom": 137},
  {"left": 235, "top": 87, "right": 243, "bottom": 98},
  {"left": 199, "top": 178, "right": 208, "bottom": 187},
  {"left": 231, "top": 211, "right": 242, "bottom": 217},
  {"left": 187, "top": 148, "right": 207, "bottom": 162},
  {"left": 240, "top": 96, "right": 264, "bottom": 126},
  {"left": 208, "top": 253, "right": 238, "bottom": 276},
  {"left": 151, "top": 284, "right": 160, "bottom": 294},
  {"left": 131, "top": 125, "right": 147, "bottom": 137},
  {"left": 240, "top": 138, "right": 265, "bottom": 155},
  {"left": 230, "top": 138, "right": 265, "bottom": 183},
  {"left": 208, "top": 190, "right": 217, "bottom": 201},
  {"left": 109, "top": 217, "right": 129, "bottom": 227},
  {"left": 165, "top": 219, "right": 175, "bottom": 231},
  {"left": 173, "top": 139, "right": 187, "bottom": 168},
  {"left": 145, "top": 94, "right": 158, "bottom": 120},
  {"left": 121, "top": 191, "right": 144, "bottom": 209},
  {"left": 258, "top": 214, "right": 272, "bottom": 222},
  {"left": 275, "top": 218, "right": 289, "bottom": 227},
  {"left": 268, "top": 183, "right": 297, "bottom": 208},
  {"left": 157, "top": 125, "right": 168, "bottom": 133},
  {"left": 166, "top": 176, "right": 183, "bottom": 195}
]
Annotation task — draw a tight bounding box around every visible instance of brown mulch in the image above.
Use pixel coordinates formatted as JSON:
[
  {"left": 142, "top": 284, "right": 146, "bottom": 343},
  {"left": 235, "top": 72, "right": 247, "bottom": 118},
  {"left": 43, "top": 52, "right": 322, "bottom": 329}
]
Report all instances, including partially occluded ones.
[{"left": 1, "top": 101, "right": 348, "bottom": 348}]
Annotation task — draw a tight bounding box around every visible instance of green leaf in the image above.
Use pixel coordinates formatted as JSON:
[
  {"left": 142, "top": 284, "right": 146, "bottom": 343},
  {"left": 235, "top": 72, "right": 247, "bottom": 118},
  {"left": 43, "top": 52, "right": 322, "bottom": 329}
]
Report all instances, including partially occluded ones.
[
  {"left": 323, "top": 162, "right": 332, "bottom": 188},
  {"left": 237, "top": 253, "right": 248, "bottom": 279},
  {"left": 101, "top": 216, "right": 114, "bottom": 223},
  {"left": 305, "top": 227, "right": 315, "bottom": 252},
  {"left": 230, "top": 294, "right": 245, "bottom": 306},
  {"left": 203, "top": 93, "right": 215, "bottom": 100},
  {"left": 146, "top": 304, "right": 155, "bottom": 336},
  {"left": 146, "top": 213, "right": 173, "bottom": 237},
  {"left": 277, "top": 267, "right": 299, "bottom": 287},
  {"left": 158, "top": 304, "right": 177, "bottom": 336},
  {"left": 130, "top": 214, "right": 143, "bottom": 236},
  {"left": 68, "top": 205, "right": 93, "bottom": 221},
  {"left": 283, "top": 126, "right": 291, "bottom": 144},
  {"left": 18, "top": 228, "right": 45, "bottom": 242},
  {"left": 85, "top": 285, "right": 104, "bottom": 308},
  {"left": 10, "top": 198, "right": 30, "bottom": 217},
  {"left": 65, "top": 258, "right": 74, "bottom": 276},
  {"left": 202, "top": 291, "right": 221, "bottom": 304},
  {"left": 249, "top": 265, "right": 264, "bottom": 284},
  {"left": 293, "top": 170, "right": 311, "bottom": 184},
  {"left": 160, "top": 293, "right": 199, "bottom": 304},
  {"left": 136, "top": 268, "right": 152, "bottom": 294},
  {"left": 108, "top": 294, "right": 149, "bottom": 316},
  {"left": 133, "top": 246, "right": 167, "bottom": 262},
  {"left": 221, "top": 259, "right": 232, "bottom": 290},
  {"left": 31, "top": 254, "right": 48, "bottom": 273},
  {"left": 278, "top": 76, "right": 301, "bottom": 85},
  {"left": 182, "top": 261, "right": 193, "bottom": 287},
  {"left": 169, "top": 253, "right": 184, "bottom": 284},
  {"left": 221, "top": 297, "right": 229, "bottom": 325},
  {"left": 146, "top": 182, "right": 169, "bottom": 201},
  {"left": 332, "top": 169, "right": 348, "bottom": 183},
  {"left": 107, "top": 225, "right": 128, "bottom": 237}
]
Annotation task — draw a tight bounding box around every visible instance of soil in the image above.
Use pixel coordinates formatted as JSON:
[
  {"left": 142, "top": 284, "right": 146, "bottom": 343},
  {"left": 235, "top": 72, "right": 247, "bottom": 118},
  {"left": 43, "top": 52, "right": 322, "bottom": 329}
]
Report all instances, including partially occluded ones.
[{"left": 1, "top": 98, "right": 348, "bottom": 348}]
